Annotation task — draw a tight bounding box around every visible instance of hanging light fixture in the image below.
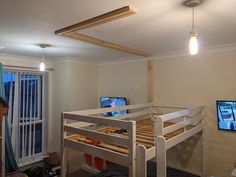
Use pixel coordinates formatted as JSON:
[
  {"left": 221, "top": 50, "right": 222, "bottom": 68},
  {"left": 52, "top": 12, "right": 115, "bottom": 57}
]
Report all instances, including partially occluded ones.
[
  {"left": 39, "top": 44, "right": 49, "bottom": 72},
  {"left": 185, "top": 0, "right": 201, "bottom": 55}
]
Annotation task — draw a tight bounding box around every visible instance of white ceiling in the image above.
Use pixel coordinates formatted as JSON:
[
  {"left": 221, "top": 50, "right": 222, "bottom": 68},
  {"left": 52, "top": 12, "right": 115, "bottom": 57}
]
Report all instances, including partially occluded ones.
[{"left": 0, "top": 0, "right": 236, "bottom": 63}]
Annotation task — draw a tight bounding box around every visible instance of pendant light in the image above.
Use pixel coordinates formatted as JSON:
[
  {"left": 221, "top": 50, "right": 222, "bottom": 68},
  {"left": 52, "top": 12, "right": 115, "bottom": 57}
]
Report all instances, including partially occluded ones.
[
  {"left": 39, "top": 44, "right": 48, "bottom": 72},
  {"left": 185, "top": 0, "right": 200, "bottom": 55}
]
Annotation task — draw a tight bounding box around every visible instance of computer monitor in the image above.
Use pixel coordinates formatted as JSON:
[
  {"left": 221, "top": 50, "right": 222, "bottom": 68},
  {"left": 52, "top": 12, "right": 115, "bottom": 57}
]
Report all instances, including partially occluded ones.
[
  {"left": 216, "top": 100, "right": 236, "bottom": 131},
  {"left": 100, "top": 97, "right": 128, "bottom": 117}
]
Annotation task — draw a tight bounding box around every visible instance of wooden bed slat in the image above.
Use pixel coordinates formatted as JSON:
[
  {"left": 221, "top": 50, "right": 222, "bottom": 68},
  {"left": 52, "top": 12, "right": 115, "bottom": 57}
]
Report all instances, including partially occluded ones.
[
  {"left": 64, "top": 138, "right": 129, "bottom": 166},
  {"left": 68, "top": 117, "right": 199, "bottom": 153},
  {"left": 64, "top": 125, "right": 129, "bottom": 147}
]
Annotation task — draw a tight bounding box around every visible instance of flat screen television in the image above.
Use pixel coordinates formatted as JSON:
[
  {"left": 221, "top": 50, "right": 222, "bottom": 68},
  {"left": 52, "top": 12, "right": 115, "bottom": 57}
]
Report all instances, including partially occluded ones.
[
  {"left": 100, "top": 97, "right": 128, "bottom": 117},
  {"left": 216, "top": 100, "right": 236, "bottom": 131}
]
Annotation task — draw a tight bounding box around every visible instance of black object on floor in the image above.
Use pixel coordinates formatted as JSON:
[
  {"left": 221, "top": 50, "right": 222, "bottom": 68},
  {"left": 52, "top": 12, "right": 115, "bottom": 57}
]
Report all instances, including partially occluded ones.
[{"left": 90, "top": 161, "right": 199, "bottom": 177}]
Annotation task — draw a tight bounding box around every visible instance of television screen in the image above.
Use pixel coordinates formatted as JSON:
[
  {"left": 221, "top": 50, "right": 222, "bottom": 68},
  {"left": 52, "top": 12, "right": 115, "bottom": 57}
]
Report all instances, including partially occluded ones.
[
  {"left": 100, "top": 97, "right": 128, "bottom": 116},
  {"left": 216, "top": 101, "right": 236, "bottom": 131}
]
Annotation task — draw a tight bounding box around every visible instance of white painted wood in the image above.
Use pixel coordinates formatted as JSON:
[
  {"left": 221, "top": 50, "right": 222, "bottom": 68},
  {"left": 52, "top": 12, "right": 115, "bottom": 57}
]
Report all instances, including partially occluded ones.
[
  {"left": 151, "top": 103, "right": 188, "bottom": 110},
  {"left": 64, "top": 114, "right": 130, "bottom": 129},
  {"left": 113, "top": 110, "right": 150, "bottom": 120},
  {"left": 61, "top": 113, "right": 66, "bottom": 177},
  {"left": 165, "top": 123, "right": 204, "bottom": 150},
  {"left": 155, "top": 116, "right": 163, "bottom": 137},
  {"left": 136, "top": 145, "right": 147, "bottom": 177},
  {"left": 64, "top": 138, "right": 129, "bottom": 166},
  {"left": 158, "top": 106, "right": 203, "bottom": 122},
  {"left": 146, "top": 146, "right": 156, "bottom": 161},
  {"left": 66, "top": 104, "right": 150, "bottom": 116},
  {"left": 201, "top": 107, "right": 207, "bottom": 177},
  {"left": 64, "top": 125, "right": 129, "bottom": 147},
  {"left": 231, "top": 168, "right": 236, "bottom": 177},
  {"left": 61, "top": 104, "right": 205, "bottom": 177},
  {"left": 128, "top": 121, "right": 136, "bottom": 177},
  {"left": 163, "top": 115, "right": 203, "bottom": 135},
  {"left": 157, "top": 136, "right": 166, "bottom": 177}
]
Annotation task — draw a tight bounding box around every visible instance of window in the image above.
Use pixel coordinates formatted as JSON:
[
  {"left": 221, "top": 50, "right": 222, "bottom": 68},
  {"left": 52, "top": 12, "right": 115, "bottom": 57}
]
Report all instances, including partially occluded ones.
[{"left": 4, "top": 70, "right": 47, "bottom": 166}]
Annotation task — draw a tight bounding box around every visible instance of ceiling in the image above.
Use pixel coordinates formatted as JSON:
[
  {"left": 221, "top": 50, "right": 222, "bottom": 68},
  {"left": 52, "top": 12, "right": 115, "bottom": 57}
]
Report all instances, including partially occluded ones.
[{"left": 0, "top": 0, "right": 236, "bottom": 63}]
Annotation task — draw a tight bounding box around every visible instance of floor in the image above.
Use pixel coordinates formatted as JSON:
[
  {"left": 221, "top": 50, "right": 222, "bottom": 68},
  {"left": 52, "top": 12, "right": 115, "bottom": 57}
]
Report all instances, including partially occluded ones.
[
  {"left": 69, "top": 167, "right": 199, "bottom": 177},
  {"left": 69, "top": 169, "right": 93, "bottom": 177},
  {"left": 6, "top": 171, "right": 28, "bottom": 177}
]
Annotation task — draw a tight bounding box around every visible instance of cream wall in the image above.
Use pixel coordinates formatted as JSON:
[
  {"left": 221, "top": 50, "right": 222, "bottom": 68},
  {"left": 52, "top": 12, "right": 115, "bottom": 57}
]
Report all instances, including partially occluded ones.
[
  {"left": 52, "top": 61, "right": 97, "bottom": 174},
  {"left": 154, "top": 51, "right": 236, "bottom": 177},
  {"left": 52, "top": 61, "right": 97, "bottom": 150},
  {"left": 97, "top": 61, "right": 148, "bottom": 105}
]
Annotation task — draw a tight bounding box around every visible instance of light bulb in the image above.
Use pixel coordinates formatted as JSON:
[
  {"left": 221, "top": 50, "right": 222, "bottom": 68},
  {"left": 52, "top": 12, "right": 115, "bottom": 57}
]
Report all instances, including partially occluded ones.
[
  {"left": 40, "top": 62, "right": 45, "bottom": 72},
  {"left": 189, "top": 33, "right": 198, "bottom": 55}
]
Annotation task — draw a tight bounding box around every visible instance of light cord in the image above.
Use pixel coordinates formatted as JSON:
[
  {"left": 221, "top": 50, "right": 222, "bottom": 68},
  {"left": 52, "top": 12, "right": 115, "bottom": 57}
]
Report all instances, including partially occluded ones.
[{"left": 192, "top": 7, "right": 195, "bottom": 30}]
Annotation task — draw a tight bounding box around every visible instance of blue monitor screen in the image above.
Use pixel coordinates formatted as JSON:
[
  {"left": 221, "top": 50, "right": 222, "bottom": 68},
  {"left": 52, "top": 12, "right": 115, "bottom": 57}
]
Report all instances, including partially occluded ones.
[
  {"left": 216, "top": 101, "right": 236, "bottom": 131},
  {"left": 100, "top": 97, "right": 128, "bottom": 117}
]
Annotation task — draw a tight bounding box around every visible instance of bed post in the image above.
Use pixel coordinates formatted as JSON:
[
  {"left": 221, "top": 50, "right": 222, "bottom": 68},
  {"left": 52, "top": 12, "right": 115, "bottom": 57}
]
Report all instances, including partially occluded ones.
[
  {"left": 201, "top": 107, "right": 206, "bottom": 177},
  {"left": 157, "top": 136, "right": 166, "bottom": 177},
  {"left": 155, "top": 116, "right": 167, "bottom": 177},
  {"left": 128, "top": 121, "right": 136, "bottom": 177},
  {"left": 61, "top": 112, "right": 66, "bottom": 177},
  {"left": 136, "top": 145, "right": 147, "bottom": 177}
]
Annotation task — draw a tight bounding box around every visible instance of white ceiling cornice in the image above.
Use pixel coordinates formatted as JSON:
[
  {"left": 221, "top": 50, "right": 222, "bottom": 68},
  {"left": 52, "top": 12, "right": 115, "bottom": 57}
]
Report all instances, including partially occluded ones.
[
  {"left": 0, "top": 52, "right": 54, "bottom": 68},
  {"left": 1, "top": 43, "right": 236, "bottom": 67},
  {"left": 98, "top": 43, "right": 236, "bottom": 65}
]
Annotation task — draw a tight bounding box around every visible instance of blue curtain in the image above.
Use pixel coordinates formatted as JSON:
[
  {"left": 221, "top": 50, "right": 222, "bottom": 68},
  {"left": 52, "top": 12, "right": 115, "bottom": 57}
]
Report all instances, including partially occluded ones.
[{"left": 0, "top": 63, "right": 18, "bottom": 173}]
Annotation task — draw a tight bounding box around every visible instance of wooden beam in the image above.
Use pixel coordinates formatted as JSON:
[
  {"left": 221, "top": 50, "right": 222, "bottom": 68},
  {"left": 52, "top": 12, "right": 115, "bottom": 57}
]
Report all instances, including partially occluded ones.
[
  {"left": 147, "top": 61, "right": 155, "bottom": 102},
  {"left": 55, "top": 6, "right": 138, "bottom": 35},
  {"left": 55, "top": 6, "right": 151, "bottom": 57},
  {"left": 64, "top": 32, "right": 151, "bottom": 57}
]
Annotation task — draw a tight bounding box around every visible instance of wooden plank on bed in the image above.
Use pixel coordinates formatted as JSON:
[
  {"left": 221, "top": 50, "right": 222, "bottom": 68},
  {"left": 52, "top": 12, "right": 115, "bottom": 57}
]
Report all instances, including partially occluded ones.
[
  {"left": 114, "top": 110, "right": 150, "bottom": 120},
  {"left": 65, "top": 104, "right": 150, "bottom": 116},
  {"left": 157, "top": 106, "right": 203, "bottom": 122},
  {"left": 136, "top": 134, "right": 154, "bottom": 141},
  {"left": 163, "top": 115, "right": 202, "bottom": 135},
  {"left": 136, "top": 132, "right": 154, "bottom": 137},
  {"left": 128, "top": 121, "right": 136, "bottom": 177},
  {"left": 97, "top": 142, "right": 129, "bottom": 154},
  {"left": 64, "top": 125, "right": 129, "bottom": 147},
  {"left": 136, "top": 145, "right": 147, "bottom": 177},
  {"left": 64, "top": 138, "right": 129, "bottom": 166},
  {"left": 64, "top": 113, "right": 130, "bottom": 129},
  {"left": 165, "top": 123, "right": 203, "bottom": 149},
  {"left": 146, "top": 146, "right": 156, "bottom": 161}
]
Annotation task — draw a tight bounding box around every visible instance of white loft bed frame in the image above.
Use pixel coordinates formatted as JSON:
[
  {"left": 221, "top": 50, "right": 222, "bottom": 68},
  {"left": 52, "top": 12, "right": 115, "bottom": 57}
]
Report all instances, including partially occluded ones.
[{"left": 61, "top": 103, "right": 205, "bottom": 177}]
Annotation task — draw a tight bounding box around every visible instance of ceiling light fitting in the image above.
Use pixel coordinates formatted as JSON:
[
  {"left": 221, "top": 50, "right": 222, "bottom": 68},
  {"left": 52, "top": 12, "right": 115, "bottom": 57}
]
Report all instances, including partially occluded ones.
[
  {"left": 39, "top": 44, "right": 49, "bottom": 72},
  {"left": 185, "top": 0, "right": 201, "bottom": 55}
]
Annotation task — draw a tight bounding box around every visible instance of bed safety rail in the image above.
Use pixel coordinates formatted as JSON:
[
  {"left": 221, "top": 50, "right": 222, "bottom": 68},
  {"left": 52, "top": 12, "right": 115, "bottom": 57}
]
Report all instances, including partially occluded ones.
[
  {"left": 61, "top": 106, "right": 147, "bottom": 177},
  {"left": 154, "top": 106, "right": 205, "bottom": 177}
]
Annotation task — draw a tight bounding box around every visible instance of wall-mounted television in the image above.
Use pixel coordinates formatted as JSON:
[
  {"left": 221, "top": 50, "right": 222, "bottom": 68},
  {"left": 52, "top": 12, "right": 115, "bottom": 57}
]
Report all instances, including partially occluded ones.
[
  {"left": 100, "top": 97, "right": 128, "bottom": 117},
  {"left": 216, "top": 100, "right": 236, "bottom": 131}
]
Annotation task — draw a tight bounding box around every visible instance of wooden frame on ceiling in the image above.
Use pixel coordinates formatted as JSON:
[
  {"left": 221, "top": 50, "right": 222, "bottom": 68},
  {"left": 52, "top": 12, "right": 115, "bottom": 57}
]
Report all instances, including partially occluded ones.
[{"left": 55, "top": 6, "right": 151, "bottom": 57}]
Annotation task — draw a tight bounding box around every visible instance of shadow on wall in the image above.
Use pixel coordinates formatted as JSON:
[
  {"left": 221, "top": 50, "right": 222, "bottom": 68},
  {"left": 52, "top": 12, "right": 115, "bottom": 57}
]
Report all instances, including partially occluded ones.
[{"left": 167, "top": 132, "right": 202, "bottom": 172}]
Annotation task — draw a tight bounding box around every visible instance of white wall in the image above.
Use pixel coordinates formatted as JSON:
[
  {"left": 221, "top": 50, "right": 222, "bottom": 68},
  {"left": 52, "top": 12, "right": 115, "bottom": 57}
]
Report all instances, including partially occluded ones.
[
  {"left": 154, "top": 50, "right": 236, "bottom": 177},
  {"left": 97, "top": 61, "right": 148, "bottom": 105},
  {"left": 52, "top": 60, "right": 97, "bottom": 174},
  {"left": 52, "top": 61, "right": 98, "bottom": 150}
]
